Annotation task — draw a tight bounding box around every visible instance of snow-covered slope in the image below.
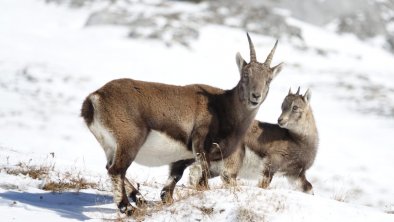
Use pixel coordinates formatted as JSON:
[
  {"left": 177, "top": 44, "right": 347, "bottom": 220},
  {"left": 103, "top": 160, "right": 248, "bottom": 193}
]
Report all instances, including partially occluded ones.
[{"left": 0, "top": 0, "right": 393, "bottom": 221}]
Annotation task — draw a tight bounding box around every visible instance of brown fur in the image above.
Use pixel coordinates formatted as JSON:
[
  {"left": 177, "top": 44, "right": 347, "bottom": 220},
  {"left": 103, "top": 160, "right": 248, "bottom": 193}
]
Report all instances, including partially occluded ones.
[
  {"left": 81, "top": 33, "right": 283, "bottom": 215},
  {"left": 250, "top": 89, "right": 318, "bottom": 193},
  {"left": 202, "top": 88, "right": 318, "bottom": 193}
]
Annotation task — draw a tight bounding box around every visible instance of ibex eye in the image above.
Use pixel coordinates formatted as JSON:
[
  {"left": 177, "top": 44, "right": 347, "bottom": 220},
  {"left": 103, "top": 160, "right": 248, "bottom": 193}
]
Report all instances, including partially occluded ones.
[{"left": 292, "top": 106, "right": 298, "bottom": 111}]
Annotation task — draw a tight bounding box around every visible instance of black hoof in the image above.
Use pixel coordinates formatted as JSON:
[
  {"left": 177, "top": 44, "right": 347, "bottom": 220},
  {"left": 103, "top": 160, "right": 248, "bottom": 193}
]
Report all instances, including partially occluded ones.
[
  {"left": 222, "top": 175, "right": 230, "bottom": 184},
  {"left": 196, "top": 178, "right": 209, "bottom": 190},
  {"left": 118, "top": 202, "right": 135, "bottom": 216},
  {"left": 130, "top": 191, "right": 147, "bottom": 208},
  {"left": 136, "top": 194, "right": 147, "bottom": 208},
  {"left": 160, "top": 190, "right": 173, "bottom": 204}
]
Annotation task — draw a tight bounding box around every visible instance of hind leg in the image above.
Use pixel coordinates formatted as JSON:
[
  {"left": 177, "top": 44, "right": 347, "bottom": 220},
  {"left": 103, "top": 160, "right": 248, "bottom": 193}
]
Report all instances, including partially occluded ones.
[
  {"left": 288, "top": 173, "right": 314, "bottom": 194},
  {"left": 104, "top": 152, "right": 135, "bottom": 214},
  {"left": 300, "top": 174, "right": 314, "bottom": 194},
  {"left": 161, "top": 159, "right": 195, "bottom": 204},
  {"left": 107, "top": 127, "right": 148, "bottom": 215},
  {"left": 108, "top": 170, "right": 134, "bottom": 215}
]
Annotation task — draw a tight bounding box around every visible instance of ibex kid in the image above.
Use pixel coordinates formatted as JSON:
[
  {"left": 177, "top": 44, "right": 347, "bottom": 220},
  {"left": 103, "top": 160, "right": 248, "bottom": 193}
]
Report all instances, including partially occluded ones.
[{"left": 190, "top": 87, "right": 318, "bottom": 194}]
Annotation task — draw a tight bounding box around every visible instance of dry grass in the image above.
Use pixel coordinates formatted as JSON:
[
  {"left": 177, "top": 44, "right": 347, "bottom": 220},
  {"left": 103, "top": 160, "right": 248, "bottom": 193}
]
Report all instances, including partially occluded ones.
[
  {"left": 173, "top": 185, "right": 204, "bottom": 202},
  {"left": 129, "top": 184, "right": 208, "bottom": 221},
  {"left": 235, "top": 192, "right": 286, "bottom": 222},
  {"left": 131, "top": 200, "right": 165, "bottom": 221},
  {"left": 42, "top": 176, "right": 97, "bottom": 192},
  {"left": 3, "top": 161, "right": 53, "bottom": 180},
  {"left": 1, "top": 156, "right": 289, "bottom": 220},
  {"left": 42, "top": 171, "right": 98, "bottom": 193},
  {"left": 2, "top": 158, "right": 98, "bottom": 193},
  {"left": 236, "top": 207, "right": 266, "bottom": 222},
  {"left": 269, "top": 194, "right": 286, "bottom": 213},
  {"left": 196, "top": 205, "right": 214, "bottom": 216},
  {"left": 106, "top": 179, "right": 287, "bottom": 221}
]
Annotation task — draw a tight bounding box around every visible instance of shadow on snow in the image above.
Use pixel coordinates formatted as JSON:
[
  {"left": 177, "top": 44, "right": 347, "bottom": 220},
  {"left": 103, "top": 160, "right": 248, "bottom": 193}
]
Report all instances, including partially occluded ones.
[{"left": 0, "top": 190, "right": 114, "bottom": 220}]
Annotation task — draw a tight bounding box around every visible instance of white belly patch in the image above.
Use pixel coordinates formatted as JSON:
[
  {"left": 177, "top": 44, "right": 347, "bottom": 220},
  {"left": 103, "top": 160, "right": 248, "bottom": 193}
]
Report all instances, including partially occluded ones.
[
  {"left": 237, "top": 147, "right": 266, "bottom": 179},
  {"left": 134, "top": 130, "right": 194, "bottom": 167},
  {"left": 209, "top": 147, "right": 266, "bottom": 180}
]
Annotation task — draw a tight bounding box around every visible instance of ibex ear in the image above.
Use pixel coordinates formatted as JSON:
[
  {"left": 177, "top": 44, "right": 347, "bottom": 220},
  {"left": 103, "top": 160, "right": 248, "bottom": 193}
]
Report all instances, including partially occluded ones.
[
  {"left": 303, "top": 89, "right": 312, "bottom": 104},
  {"left": 236, "top": 52, "right": 247, "bottom": 74},
  {"left": 271, "top": 62, "right": 284, "bottom": 79}
]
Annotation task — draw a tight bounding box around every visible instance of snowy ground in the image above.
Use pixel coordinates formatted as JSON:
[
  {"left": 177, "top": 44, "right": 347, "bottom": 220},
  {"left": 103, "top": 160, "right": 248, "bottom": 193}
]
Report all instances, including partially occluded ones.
[{"left": 0, "top": 0, "right": 393, "bottom": 221}]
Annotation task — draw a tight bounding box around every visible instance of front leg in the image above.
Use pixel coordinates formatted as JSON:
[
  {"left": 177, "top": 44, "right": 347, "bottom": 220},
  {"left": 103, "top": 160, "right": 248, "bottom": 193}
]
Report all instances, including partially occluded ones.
[
  {"left": 220, "top": 145, "right": 244, "bottom": 186},
  {"left": 160, "top": 159, "right": 195, "bottom": 204},
  {"left": 193, "top": 152, "right": 210, "bottom": 190},
  {"left": 191, "top": 128, "right": 210, "bottom": 190},
  {"left": 258, "top": 160, "right": 275, "bottom": 189}
]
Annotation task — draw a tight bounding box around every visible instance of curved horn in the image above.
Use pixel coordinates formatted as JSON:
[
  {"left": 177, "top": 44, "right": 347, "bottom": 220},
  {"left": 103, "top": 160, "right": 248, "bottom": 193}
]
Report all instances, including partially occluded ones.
[
  {"left": 288, "top": 87, "right": 292, "bottom": 95},
  {"left": 265, "top": 40, "right": 278, "bottom": 66},
  {"left": 296, "top": 86, "right": 301, "bottom": 95},
  {"left": 247, "top": 32, "right": 257, "bottom": 62}
]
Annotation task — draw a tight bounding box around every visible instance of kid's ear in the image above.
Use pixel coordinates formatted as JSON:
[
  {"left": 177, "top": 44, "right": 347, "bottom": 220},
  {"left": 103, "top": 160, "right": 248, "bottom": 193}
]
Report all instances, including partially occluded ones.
[{"left": 303, "top": 89, "right": 312, "bottom": 104}]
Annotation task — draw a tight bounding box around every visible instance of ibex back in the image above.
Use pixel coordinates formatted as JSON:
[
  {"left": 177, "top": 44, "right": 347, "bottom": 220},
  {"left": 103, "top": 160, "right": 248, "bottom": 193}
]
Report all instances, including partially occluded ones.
[{"left": 81, "top": 33, "right": 283, "bottom": 216}]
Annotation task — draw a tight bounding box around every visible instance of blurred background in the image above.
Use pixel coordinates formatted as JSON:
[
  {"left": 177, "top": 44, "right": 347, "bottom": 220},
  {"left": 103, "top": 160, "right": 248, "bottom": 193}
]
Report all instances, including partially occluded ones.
[{"left": 59, "top": 0, "right": 394, "bottom": 52}]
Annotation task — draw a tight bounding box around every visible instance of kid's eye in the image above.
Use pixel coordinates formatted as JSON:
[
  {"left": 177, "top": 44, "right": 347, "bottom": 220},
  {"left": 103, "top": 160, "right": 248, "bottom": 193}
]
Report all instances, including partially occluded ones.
[{"left": 292, "top": 106, "right": 298, "bottom": 111}]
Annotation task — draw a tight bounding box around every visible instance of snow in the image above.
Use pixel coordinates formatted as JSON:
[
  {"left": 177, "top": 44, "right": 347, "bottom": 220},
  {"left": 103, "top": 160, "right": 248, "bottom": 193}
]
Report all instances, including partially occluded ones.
[{"left": 0, "top": 0, "right": 393, "bottom": 221}]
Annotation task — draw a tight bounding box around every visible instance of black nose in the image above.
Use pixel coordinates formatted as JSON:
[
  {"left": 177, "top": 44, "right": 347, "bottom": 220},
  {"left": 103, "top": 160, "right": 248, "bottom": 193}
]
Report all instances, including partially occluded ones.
[
  {"left": 252, "top": 93, "right": 261, "bottom": 99},
  {"left": 278, "top": 118, "right": 283, "bottom": 124}
]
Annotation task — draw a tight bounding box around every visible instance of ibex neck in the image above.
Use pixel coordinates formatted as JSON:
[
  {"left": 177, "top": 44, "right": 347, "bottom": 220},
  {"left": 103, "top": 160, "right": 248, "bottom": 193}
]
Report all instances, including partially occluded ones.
[
  {"left": 289, "top": 111, "right": 318, "bottom": 146},
  {"left": 209, "top": 86, "right": 259, "bottom": 160},
  {"left": 228, "top": 86, "right": 258, "bottom": 123}
]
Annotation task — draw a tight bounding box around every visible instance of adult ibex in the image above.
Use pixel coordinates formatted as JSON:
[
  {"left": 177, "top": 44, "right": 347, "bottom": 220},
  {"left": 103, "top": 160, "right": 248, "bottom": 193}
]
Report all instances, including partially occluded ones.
[
  {"left": 81, "top": 33, "right": 283, "bottom": 215},
  {"left": 190, "top": 88, "right": 318, "bottom": 194}
]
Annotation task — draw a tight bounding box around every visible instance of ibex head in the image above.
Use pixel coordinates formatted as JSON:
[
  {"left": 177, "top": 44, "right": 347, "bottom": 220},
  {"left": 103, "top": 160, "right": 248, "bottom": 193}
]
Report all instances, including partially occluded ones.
[
  {"left": 236, "top": 33, "right": 284, "bottom": 110},
  {"left": 278, "top": 87, "right": 312, "bottom": 130}
]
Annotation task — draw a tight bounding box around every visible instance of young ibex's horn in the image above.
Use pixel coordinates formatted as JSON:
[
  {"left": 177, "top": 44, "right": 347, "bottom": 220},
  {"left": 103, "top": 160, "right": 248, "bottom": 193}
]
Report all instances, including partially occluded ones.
[
  {"left": 247, "top": 32, "right": 257, "bottom": 62},
  {"left": 288, "top": 87, "right": 292, "bottom": 95},
  {"left": 265, "top": 40, "right": 278, "bottom": 66},
  {"left": 296, "top": 86, "right": 301, "bottom": 95}
]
